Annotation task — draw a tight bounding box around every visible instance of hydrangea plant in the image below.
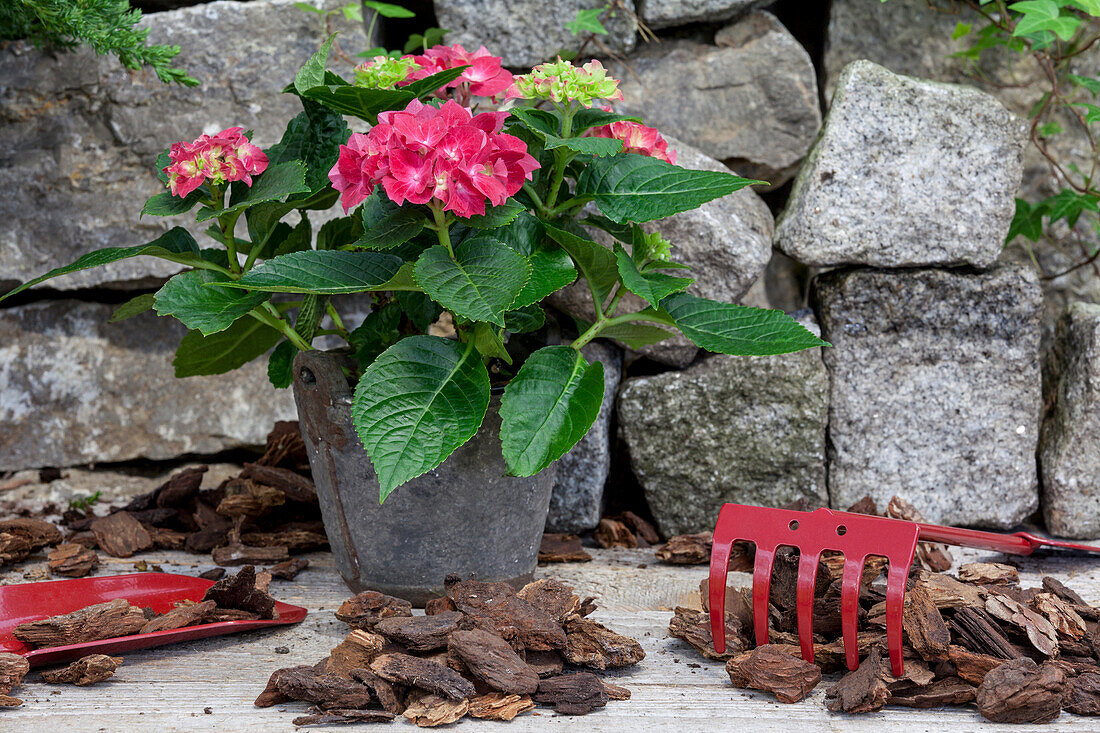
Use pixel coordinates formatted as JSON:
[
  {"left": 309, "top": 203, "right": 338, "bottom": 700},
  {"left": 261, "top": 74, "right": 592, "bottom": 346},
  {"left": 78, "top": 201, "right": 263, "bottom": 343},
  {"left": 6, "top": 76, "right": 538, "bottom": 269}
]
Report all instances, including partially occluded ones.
[{"left": 1, "top": 37, "right": 827, "bottom": 501}]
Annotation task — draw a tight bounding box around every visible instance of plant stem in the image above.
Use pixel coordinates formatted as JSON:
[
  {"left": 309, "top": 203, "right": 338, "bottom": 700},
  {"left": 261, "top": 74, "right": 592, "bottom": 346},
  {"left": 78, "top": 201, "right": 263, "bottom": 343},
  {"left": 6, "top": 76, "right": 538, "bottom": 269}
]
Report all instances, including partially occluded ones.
[
  {"left": 251, "top": 306, "right": 312, "bottom": 351},
  {"left": 543, "top": 104, "right": 577, "bottom": 211},
  {"left": 429, "top": 204, "right": 454, "bottom": 257},
  {"left": 571, "top": 310, "right": 671, "bottom": 351},
  {"left": 326, "top": 301, "right": 348, "bottom": 335}
]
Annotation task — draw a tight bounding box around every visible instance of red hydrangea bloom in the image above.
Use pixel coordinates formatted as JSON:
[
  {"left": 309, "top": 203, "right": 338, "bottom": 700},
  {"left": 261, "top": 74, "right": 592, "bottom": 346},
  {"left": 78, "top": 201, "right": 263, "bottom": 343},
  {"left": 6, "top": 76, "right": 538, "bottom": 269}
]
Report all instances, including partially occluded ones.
[
  {"left": 401, "top": 44, "right": 514, "bottom": 100},
  {"left": 163, "top": 127, "right": 268, "bottom": 197},
  {"left": 328, "top": 99, "right": 539, "bottom": 218},
  {"left": 587, "top": 113, "right": 676, "bottom": 164}
]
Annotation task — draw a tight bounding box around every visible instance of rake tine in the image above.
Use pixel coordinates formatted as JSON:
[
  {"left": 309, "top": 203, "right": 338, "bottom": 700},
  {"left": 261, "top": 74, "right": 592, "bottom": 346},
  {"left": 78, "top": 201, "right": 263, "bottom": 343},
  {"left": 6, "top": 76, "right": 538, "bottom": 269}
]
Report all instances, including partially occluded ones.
[
  {"left": 751, "top": 545, "right": 776, "bottom": 648},
  {"left": 795, "top": 551, "right": 821, "bottom": 665},
  {"left": 884, "top": 560, "right": 909, "bottom": 677},
  {"left": 840, "top": 556, "right": 864, "bottom": 671},
  {"left": 708, "top": 511, "right": 741, "bottom": 655}
]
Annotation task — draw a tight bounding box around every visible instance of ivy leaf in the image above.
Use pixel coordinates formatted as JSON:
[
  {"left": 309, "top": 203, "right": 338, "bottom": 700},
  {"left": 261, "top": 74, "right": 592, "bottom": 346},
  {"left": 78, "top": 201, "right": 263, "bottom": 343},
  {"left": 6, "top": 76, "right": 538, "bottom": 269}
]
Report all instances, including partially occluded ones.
[
  {"left": 142, "top": 189, "right": 205, "bottom": 217},
  {"left": 1043, "top": 188, "right": 1100, "bottom": 227},
  {"left": 564, "top": 6, "right": 608, "bottom": 35},
  {"left": 363, "top": 0, "right": 416, "bottom": 17},
  {"left": 352, "top": 336, "right": 490, "bottom": 500},
  {"left": 1007, "top": 198, "right": 1044, "bottom": 241},
  {"left": 173, "top": 317, "right": 283, "bottom": 377},
  {"left": 414, "top": 236, "right": 530, "bottom": 327},
  {"left": 226, "top": 250, "right": 405, "bottom": 293},
  {"left": 661, "top": 293, "right": 828, "bottom": 356},
  {"left": 1009, "top": 0, "right": 1081, "bottom": 41},
  {"left": 614, "top": 243, "right": 693, "bottom": 308},
  {"left": 267, "top": 340, "right": 297, "bottom": 388},
  {"left": 109, "top": 293, "right": 156, "bottom": 323},
  {"left": 0, "top": 228, "right": 205, "bottom": 302},
  {"left": 1074, "top": 102, "right": 1100, "bottom": 125},
  {"left": 543, "top": 223, "right": 618, "bottom": 307},
  {"left": 1069, "top": 74, "right": 1100, "bottom": 95},
  {"left": 500, "top": 346, "right": 605, "bottom": 477},
  {"left": 154, "top": 270, "right": 269, "bottom": 335},
  {"left": 577, "top": 153, "right": 764, "bottom": 223}
]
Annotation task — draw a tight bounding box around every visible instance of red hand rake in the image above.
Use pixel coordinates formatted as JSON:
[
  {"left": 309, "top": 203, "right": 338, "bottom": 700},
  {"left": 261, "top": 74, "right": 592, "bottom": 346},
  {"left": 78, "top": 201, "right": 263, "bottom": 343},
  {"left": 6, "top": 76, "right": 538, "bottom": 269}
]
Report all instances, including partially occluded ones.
[{"left": 708, "top": 503, "right": 1100, "bottom": 677}]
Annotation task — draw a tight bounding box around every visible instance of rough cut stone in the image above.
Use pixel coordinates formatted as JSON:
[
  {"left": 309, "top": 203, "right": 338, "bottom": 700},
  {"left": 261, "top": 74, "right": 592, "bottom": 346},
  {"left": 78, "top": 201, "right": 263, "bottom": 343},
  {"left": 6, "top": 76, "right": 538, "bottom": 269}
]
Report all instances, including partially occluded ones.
[
  {"left": 546, "top": 342, "right": 622, "bottom": 534},
  {"left": 0, "top": 301, "right": 295, "bottom": 471},
  {"left": 548, "top": 136, "right": 773, "bottom": 368},
  {"left": 776, "top": 60, "right": 1026, "bottom": 269},
  {"left": 0, "top": 0, "right": 366, "bottom": 292},
  {"left": 433, "top": 0, "right": 636, "bottom": 69},
  {"left": 616, "top": 314, "right": 827, "bottom": 536},
  {"left": 1041, "top": 303, "right": 1100, "bottom": 538},
  {"left": 609, "top": 12, "right": 820, "bottom": 185},
  {"left": 639, "top": 0, "right": 769, "bottom": 29},
  {"left": 814, "top": 266, "right": 1042, "bottom": 528}
]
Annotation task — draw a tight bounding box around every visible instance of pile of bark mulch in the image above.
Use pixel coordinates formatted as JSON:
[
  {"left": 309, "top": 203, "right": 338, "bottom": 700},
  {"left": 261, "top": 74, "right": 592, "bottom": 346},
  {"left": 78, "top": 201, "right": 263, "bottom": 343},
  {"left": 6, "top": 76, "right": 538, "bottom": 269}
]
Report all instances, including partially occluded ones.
[
  {"left": 666, "top": 495, "right": 1100, "bottom": 724},
  {"left": 257, "top": 574, "right": 644, "bottom": 726},
  {"left": 0, "top": 566, "right": 277, "bottom": 708},
  {"left": 1, "top": 422, "right": 321, "bottom": 580},
  {"left": 539, "top": 511, "right": 663, "bottom": 564}
]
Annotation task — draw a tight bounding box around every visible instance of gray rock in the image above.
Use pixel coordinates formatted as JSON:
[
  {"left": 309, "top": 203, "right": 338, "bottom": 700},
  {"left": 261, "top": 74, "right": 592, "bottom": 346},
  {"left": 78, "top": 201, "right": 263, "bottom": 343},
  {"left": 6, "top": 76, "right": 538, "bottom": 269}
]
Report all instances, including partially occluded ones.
[
  {"left": 545, "top": 341, "right": 623, "bottom": 533},
  {"left": 814, "top": 266, "right": 1043, "bottom": 528},
  {"left": 609, "top": 12, "right": 820, "bottom": 185},
  {"left": 0, "top": 300, "right": 296, "bottom": 471},
  {"left": 1040, "top": 303, "right": 1100, "bottom": 538},
  {"left": 432, "top": 0, "right": 636, "bottom": 69},
  {"left": 0, "top": 0, "right": 366, "bottom": 293},
  {"left": 639, "top": 0, "right": 769, "bottom": 29},
  {"left": 617, "top": 314, "right": 828, "bottom": 537},
  {"left": 548, "top": 136, "right": 773, "bottom": 368},
  {"left": 777, "top": 60, "right": 1026, "bottom": 269}
]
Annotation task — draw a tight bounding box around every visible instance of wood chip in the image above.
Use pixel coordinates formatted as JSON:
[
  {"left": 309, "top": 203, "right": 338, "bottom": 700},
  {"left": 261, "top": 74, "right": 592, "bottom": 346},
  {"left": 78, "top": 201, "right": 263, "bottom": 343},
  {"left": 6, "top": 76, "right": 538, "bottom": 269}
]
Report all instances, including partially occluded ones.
[
  {"left": 375, "top": 612, "right": 462, "bottom": 652},
  {"left": 403, "top": 691, "right": 469, "bottom": 727},
  {"left": 986, "top": 590, "right": 1059, "bottom": 656},
  {"left": 538, "top": 533, "right": 591, "bottom": 563},
  {"left": 446, "top": 576, "right": 566, "bottom": 651},
  {"left": 959, "top": 562, "right": 1019, "bottom": 586},
  {"left": 1064, "top": 670, "right": 1100, "bottom": 716},
  {"left": 594, "top": 518, "right": 636, "bottom": 548},
  {"left": 888, "top": 676, "right": 977, "bottom": 708},
  {"left": 656, "top": 532, "right": 713, "bottom": 565},
  {"left": 13, "top": 599, "right": 146, "bottom": 648},
  {"left": 949, "top": 607, "right": 1022, "bottom": 660},
  {"left": 215, "top": 481, "right": 285, "bottom": 519},
  {"left": 902, "top": 580, "right": 950, "bottom": 660},
  {"left": 618, "top": 511, "right": 660, "bottom": 545},
  {"left": 533, "top": 673, "right": 608, "bottom": 715},
  {"left": 914, "top": 569, "right": 985, "bottom": 609},
  {"left": 89, "top": 512, "right": 153, "bottom": 558},
  {"left": 976, "top": 658, "right": 1065, "bottom": 724},
  {"left": 370, "top": 653, "right": 475, "bottom": 699},
  {"left": 885, "top": 497, "right": 953, "bottom": 571},
  {"left": 140, "top": 600, "right": 215, "bottom": 634},
  {"left": 668, "top": 606, "right": 747, "bottom": 661},
  {"left": 0, "top": 653, "right": 29, "bottom": 695},
  {"left": 603, "top": 681, "right": 631, "bottom": 700},
  {"left": 726, "top": 645, "right": 821, "bottom": 704},
  {"left": 825, "top": 646, "right": 889, "bottom": 713},
  {"left": 349, "top": 668, "right": 404, "bottom": 714},
  {"left": 264, "top": 664, "right": 375, "bottom": 709},
  {"left": 198, "top": 568, "right": 226, "bottom": 581},
  {"left": 239, "top": 463, "right": 317, "bottom": 503},
  {"left": 0, "top": 518, "right": 63, "bottom": 550},
  {"left": 210, "top": 543, "right": 289, "bottom": 567},
  {"left": 335, "top": 590, "right": 412, "bottom": 630},
  {"left": 449, "top": 629, "right": 540, "bottom": 694},
  {"left": 239, "top": 529, "right": 327, "bottom": 552},
  {"left": 40, "top": 654, "right": 122, "bottom": 685},
  {"left": 327, "top": 630, "right": 386, "bottom": 680},
  {"left": 0, "top": 532, "right": 32, "bottom": 565},
  {"left": 524, "top": 650, "right": 564, "bottom": 678},
  {"left": 291, "top": 708, "right": 394, "bottom": 726},
  {"left": 947, "top": 645, "right": 1006, "bottom": 686},
  {"left": 517, "top": 578, "right": 593, "bottom": 624},
  {"left": 47, "top": 543, "right": 98, "bottom": 578},
  {"left": 562, "top": 615, "right": 645, "bottom": 670},
  {"left": 1032, "top": 592, "right": 1088, "bottom": 640},
  {"left": 269, "top": 557, "right": 309, "bottom": 580},
  {"left": 424, "top": 596, "right": 457, "bottom": 615},
  {"left": 467, "top": 692, "right": 535, "bottom": 720},
  {"left": 206, "top": 608, "right": 261, "bottom": 622},
  {"left": 201, "top": 565, "right": 276, "bottom": 619}
]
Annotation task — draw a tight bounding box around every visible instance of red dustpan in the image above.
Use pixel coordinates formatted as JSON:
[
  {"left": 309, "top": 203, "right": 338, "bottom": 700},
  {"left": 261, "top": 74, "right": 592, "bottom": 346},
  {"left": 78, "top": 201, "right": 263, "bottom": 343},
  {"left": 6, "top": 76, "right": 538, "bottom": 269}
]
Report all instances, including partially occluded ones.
[{"left": 0, "top": 573, "right": 308, "bottom": 667}]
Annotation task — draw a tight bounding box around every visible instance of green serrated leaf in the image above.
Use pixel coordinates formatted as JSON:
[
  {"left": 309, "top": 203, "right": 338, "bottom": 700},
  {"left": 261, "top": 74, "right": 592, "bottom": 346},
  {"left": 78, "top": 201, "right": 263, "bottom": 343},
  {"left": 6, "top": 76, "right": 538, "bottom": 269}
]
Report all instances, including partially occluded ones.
[
  {"left": 154, "top": 270, "right": 269, "bottom": 335},
  {"left": 598, "top": 319, "right": 673, "bottom": 348},
  {"left": 504, "top": 304, "right": 546, "bottom": 333},
  {"left": 507, "top": 108, "right": 621, "bottom": 156},
  {"left": 397, "top": 291, "right": 443, "bottom": 331},
  {"left": 109, "top": 293, "right": 156, "bottom": 323},
  {"left": 352, "top": 336, "right": 490, "bottom": 499},
  {"left": 173, "top": 316, "right": 283, "bottom": 377},
  {"left": 196, "top": 162, "right": 311, "bottom": 222},
  {"left": 414, "top": 236, "right": 530, "bottom": 327},
  {"left": 266, "top": 101, "right": 350, "bottom": 194},
  {"left": 295, "top": 34, "right": 337, "bottom": 95},
  {"left": 571, "top": 108, "right": 642, "bottom": 135},
  {"left": 462, "top": 198, "right": 525, "bottom": 229},
  {"left": 227, "top": 250, "right": 405, "bottom": 293},
  {"left": 318, "top": 215, "right": 364, "bottom": 251},
  {"left": 614, "top": 243, "right": 693, "bottom": 308},
  {"left": 514, "top": 244, "right": 577, "bottom": 309},
  {"left": 142, "top": 189, "right": 205, "bottom": 217},
  {"left": 661, "top": 293, "right": 828, "bottom": 356},
  {"left": 268, "top": 340, "right": 297, "bottom": 388},
  {"left": 471, "top": 322, "right": 512, "bottom": 363},
  {"left": 543, "top": 223, "right": 617, "bottom": 308},
  {"left": 364, "top": 0, "right": 416, "bottom": 18},
  {"left": 577, "top": 153, "right": 763, "bottom": 223},
  {"left": 355, "top": 194, "right": 427, "bottom": 249},
  {"left": 500, "top": 345, "right": 604, "bottom": 477},
  {"left": 349, "top": 302, "right": 403, "bottom": 366},
  {"left": 1, "top": 228, "right": 206, "bottom": 302}
]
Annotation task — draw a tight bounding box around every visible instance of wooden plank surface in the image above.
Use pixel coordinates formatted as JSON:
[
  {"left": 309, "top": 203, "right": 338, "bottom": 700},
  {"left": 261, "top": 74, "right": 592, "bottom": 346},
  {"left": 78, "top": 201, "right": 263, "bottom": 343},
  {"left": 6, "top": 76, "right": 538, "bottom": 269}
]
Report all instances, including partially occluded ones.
[{"left": 3, "top": 544, "right": 1100, "bottom": 732}]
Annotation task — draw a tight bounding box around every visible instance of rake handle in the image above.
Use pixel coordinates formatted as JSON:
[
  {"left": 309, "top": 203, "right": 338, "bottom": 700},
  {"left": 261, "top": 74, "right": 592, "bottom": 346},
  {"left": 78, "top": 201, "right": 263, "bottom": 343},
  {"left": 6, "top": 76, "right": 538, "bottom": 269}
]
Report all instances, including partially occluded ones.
[{"left": 916, "top": 523, "right": 1037, "bottom": 555}]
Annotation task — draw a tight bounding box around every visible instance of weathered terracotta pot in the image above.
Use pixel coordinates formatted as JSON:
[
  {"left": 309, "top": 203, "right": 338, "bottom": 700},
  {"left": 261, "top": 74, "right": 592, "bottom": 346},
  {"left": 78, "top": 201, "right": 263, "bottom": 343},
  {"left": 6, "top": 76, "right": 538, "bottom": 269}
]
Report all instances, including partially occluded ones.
[{"left": 292, "top": 350, "right": 556, "bottom": 605}]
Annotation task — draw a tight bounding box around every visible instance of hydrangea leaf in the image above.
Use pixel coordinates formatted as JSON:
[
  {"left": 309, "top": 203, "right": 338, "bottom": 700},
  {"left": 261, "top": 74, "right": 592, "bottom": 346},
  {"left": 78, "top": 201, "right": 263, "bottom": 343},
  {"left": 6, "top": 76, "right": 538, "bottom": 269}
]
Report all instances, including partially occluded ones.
[
  {"left": 225, "top": 250, "right": 405, "bottom": 294},
  {"left": 661, "top": 292, "right": 829, "bottom": 356},
  {"left": 173, "top": 317, "right": 283, "bottom": 377},
  {"left": 613, "top": 243, "right": 693, "bottom": 308},
  {"left": 414, "top": 236, "right": 529, "bottom": 327},
  {"left": 542, "top": 223, "right": 617, "bottom": 308},
  {"left": 155, "top": 269, "right": 269, "bottom": 335}
]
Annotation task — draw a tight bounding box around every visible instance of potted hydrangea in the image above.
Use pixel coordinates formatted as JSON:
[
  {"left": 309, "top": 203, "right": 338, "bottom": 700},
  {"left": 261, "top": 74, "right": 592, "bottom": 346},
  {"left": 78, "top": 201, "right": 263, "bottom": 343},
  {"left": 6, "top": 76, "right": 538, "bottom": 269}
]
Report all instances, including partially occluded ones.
[{"left": 2, "top": 38, "right": 825, "bottom": 601}]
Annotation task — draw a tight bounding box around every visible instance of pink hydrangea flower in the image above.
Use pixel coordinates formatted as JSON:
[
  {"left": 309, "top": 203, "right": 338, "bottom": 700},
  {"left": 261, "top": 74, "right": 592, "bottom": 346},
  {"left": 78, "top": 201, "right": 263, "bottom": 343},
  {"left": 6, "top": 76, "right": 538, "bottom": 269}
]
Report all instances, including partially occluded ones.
[
  {"left": 327, "top": 99, "right": 539, "bottom": 218},
  {"left": 163, "top": 126, "right": 269, "bottom": 197},
  {"left": 401, "top": 44, "right": 514, "bottom": 101},
  {"left": 586, "top": 111, "right": 676, "bottom": 164}
]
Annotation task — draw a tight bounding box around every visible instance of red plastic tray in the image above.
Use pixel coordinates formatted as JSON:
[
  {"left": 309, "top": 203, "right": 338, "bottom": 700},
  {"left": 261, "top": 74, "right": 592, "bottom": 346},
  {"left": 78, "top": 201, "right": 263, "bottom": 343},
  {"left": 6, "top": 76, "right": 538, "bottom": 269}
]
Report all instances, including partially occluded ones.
[{"left": 0, "top": 572, "right": 308, "bottom": 667}]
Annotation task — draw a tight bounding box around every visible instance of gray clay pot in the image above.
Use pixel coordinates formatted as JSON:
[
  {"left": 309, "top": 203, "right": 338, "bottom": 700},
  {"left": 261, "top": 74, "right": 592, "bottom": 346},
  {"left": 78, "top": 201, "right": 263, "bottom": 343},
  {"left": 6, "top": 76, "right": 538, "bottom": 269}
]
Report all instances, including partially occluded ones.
[{"left": 292, "top": 350, "right": 556, "bottom": 605}]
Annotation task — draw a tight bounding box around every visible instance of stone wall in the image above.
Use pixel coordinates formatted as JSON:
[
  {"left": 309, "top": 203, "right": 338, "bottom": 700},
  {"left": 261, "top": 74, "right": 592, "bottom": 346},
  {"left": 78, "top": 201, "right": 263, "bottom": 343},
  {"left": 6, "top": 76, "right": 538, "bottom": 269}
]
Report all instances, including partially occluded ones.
[{"left": 3, "top": 0, "right": 1098, "bottom": 538}]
